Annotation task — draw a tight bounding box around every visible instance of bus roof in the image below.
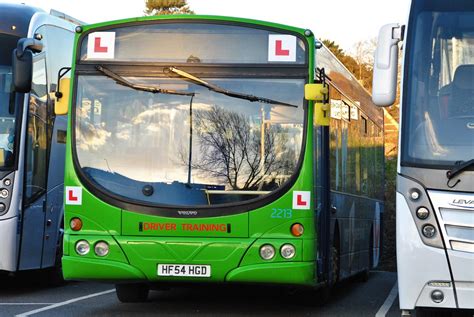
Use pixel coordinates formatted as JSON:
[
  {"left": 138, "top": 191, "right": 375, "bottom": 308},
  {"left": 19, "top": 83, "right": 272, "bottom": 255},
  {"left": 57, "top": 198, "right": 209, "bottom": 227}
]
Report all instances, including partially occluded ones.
[
  {"left": 0, "top": 3, "right": 82, "bottom": 39},
  {"left": 78, "top": 14, "right": 309, "bottom": 36},
  {"left": 0, "top": 3, "right": 42, "bottom": 38}
]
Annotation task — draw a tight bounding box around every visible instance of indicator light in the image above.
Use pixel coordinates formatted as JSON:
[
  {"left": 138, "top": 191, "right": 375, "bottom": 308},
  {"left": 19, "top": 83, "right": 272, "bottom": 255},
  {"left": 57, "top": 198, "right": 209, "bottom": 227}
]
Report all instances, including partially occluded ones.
[
  {"left": 291, "top": 223, "right": 304, "bottom": 237},
  {"left": 70, "top": 217, "right": 83, "bottom": 231},
  {"left": 409, "top": 189, "right": 421, "bottom": 201}
]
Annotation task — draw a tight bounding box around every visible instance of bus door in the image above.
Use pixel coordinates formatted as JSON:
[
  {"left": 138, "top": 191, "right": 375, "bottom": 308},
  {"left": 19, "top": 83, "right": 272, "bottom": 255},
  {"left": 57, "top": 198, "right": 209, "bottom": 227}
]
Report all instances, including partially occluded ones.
[
  {"left": 41, "top": 116, "right": 66, "bottom": 268},
  {"left": 18, "top": 55, "right": 49, "bottom": 270}
]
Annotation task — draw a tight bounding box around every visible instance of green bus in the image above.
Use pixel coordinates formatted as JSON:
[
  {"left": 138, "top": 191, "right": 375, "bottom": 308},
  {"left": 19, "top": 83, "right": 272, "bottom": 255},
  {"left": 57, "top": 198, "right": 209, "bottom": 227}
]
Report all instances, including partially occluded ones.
[{"left": 59, "top": 15, "right": 385, "bottom": 302}]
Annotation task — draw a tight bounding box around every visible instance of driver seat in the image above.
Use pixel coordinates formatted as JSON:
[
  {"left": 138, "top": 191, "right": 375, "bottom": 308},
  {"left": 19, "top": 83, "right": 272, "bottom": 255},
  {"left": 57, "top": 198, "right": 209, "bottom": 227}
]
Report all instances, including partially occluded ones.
[{"left": 448, "top": 64, "right": 474, "bottom": 118}]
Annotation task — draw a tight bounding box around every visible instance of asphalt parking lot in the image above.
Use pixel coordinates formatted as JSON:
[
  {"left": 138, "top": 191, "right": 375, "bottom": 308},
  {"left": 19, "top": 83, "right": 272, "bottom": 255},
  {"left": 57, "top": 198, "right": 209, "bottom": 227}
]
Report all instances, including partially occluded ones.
[
  {"left": 0, "top": 271, "right": 472, "bottom": 317},
  {"left": 0, "top": 271, "right": 397, "bottom": 317}
]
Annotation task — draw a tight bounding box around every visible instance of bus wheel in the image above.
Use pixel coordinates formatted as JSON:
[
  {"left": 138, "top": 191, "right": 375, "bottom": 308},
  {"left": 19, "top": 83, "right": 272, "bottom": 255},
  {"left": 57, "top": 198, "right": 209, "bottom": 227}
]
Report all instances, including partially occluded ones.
[
  {"left": 358, "top": 230, "right": 373, "bottom": 283},
  {"left": 45, "top": 227, "right": 66, "bottom": 286},
  {"left": 115, "top": 283, "right": 149, "bottom": 303},
  {"left": 329, "top": 246, "right": 340, "bottom": 286}
]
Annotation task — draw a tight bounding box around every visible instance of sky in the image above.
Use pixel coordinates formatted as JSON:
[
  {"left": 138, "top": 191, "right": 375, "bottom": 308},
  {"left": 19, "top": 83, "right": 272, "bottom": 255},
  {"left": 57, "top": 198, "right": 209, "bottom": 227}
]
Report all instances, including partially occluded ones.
[{"left": 3, "top": 0, "right": 411, "bottom": 52}]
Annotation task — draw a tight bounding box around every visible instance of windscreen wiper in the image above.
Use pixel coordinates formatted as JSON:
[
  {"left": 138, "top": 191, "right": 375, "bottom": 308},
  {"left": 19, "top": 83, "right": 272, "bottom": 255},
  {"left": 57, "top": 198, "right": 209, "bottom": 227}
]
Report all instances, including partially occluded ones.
[
  {"left": 446, "top": 159, "right": 474, "bottom": 180},
  {"left": 96, "top": 65, "right": 194, "bottom": 96},
  {"left": 165, "top": 66, "right": 298, "bottom": 108}
]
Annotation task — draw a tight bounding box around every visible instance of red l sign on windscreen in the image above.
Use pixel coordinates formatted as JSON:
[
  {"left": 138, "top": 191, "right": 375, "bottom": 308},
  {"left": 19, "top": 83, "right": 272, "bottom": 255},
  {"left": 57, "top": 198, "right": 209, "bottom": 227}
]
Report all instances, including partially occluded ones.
[
  {"left": 268, "top": 34, "right": 297, "bottom": 62},
  {"left": 275, "top": 40, "right": 290, "bottom": 56},
  {"left": 94, "top": 37, "right": 109, "bottom": 53},
  {"left": 87, "top": 32, "right": 116, "bottom": 59}
]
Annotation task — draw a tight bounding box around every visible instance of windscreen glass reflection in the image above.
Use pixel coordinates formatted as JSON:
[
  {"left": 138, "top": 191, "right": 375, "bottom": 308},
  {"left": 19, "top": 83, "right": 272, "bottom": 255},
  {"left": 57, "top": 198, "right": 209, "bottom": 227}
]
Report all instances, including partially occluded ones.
[{"left": 75, "top": 76, "right": 305, "bottom": 206}]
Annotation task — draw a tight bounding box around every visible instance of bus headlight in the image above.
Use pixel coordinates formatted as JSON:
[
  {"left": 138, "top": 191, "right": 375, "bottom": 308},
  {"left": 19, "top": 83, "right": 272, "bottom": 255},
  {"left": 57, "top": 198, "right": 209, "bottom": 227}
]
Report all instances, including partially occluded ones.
[
  {"left": 94, "top": 241, "right": 109, "bottom": 257},
  {"left": 422, "top": 224, "right": 436, "bottom": 238},
  {"left": 0, "top": 189, "right": 8, "bottom": 198},
  {"left": 75, "top": 240, "right": 90, "bottom": 255},
  {"left": 259, "top": 244, "right": 275, "bottom": 260},
  {"left": 280, "top": 244, "right": 296, "bottom": 259},
  {"left": 416, "top": 207, "right": 430, "bottom": 219}
]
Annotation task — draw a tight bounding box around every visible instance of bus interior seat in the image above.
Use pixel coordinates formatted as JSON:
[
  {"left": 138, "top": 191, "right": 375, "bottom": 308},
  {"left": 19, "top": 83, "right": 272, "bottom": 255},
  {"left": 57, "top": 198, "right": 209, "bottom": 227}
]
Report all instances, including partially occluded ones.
[{"left": 448, "top": 64, "right": 474, "bottom": 118}]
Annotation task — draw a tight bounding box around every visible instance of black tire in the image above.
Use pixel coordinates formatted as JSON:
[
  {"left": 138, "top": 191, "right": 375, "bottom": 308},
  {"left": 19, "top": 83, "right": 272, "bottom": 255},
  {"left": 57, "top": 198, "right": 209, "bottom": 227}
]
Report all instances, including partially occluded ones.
[
  {"left": 416, "top": 308, "right": 452, "bottom": 317},
  {"left": 359, "top": 227, "right": 373, "bottom": 283},
  {"left": 297, "top": 237, "right": 339, "bottom": 307},
  {"left": 115, "top": 283, "right": 149, "bottom": 303},
  {"left": 295, "top": 286, "right": 331, "bottom": 307},
  {"left": 44, "top": 227, "right": 66, "bottom": 286}
]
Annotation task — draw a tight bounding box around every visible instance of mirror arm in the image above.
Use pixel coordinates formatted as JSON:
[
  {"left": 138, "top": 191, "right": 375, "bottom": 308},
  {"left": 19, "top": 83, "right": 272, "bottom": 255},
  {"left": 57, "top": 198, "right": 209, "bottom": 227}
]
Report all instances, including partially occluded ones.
[
  {"left": 315, "top": 67, "right": 330, "bottom": 103},
  {"left": 55, "top": 67, "right": 72, "bottom": 99},
  {"left": 16, "top": 38, "right": 43, "bottom": 58}
]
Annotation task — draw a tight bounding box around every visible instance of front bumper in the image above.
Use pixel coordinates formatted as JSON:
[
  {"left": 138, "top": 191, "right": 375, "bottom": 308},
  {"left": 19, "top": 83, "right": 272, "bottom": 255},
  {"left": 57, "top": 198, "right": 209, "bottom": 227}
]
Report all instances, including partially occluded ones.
[{"left": 63, "top": 234, "right": 316, "bottom": 286}]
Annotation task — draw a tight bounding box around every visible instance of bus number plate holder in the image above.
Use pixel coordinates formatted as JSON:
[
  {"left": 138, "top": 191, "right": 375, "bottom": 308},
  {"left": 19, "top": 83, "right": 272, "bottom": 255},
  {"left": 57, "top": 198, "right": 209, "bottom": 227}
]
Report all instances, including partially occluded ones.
[{"left": 157, "top": 264, "right": 211, "bottom": 277}]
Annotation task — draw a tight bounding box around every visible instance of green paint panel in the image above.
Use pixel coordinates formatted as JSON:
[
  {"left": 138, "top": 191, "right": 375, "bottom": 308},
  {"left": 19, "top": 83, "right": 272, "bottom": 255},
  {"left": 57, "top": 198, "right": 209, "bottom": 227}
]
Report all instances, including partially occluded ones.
[
  {"left": 226, "top": 262, "right": 315, "bottom": 286},
  {"left": 62, "top": 256, "right": 146, "bottom": 281},
  {"left": 64, "top": 168, "right": 121, "bottom": 236}
]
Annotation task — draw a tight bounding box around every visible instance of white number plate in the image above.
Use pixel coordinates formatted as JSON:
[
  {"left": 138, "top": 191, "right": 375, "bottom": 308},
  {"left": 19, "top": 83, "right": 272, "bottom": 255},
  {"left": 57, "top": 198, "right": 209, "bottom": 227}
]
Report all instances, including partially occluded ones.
[{"left": 157, "top": 264, "right": 211, "bottom": 277}]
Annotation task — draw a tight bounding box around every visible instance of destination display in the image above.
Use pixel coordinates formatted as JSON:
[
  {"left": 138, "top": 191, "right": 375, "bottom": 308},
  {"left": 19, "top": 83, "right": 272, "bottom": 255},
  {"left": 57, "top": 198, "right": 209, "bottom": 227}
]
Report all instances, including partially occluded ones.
[{"left": 80, "top": 23, "right": 307, "bottom": 64}]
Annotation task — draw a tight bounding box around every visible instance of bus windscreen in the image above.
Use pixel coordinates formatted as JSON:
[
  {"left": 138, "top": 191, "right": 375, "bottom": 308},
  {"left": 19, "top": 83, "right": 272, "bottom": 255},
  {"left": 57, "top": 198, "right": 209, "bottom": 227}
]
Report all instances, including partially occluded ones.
[{"left": 0, "top": 33, "right": 19, "bottom": 169}]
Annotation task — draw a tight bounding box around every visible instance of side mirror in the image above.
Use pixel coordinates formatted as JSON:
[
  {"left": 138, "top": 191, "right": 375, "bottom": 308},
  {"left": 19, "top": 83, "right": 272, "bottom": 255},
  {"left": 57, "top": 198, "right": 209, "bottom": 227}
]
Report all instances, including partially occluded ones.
[
  {"left": 54, "top": 78, "right": 70, "bottom": 115},
  {"left": 372, "top": 23, "right": 404, "bottom": 106},
  {"left": 12, "top": 38, "right": 43, "bottom": 93}
]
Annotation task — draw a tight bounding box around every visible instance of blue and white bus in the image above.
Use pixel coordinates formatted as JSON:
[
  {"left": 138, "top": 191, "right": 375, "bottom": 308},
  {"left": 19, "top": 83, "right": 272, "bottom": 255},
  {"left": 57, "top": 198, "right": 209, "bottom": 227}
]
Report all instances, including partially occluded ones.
[
  {"left": 0, "top": 3, "right": 80, "bottom": 281},
  {"left": 372, "top": 0, "right": 474, "bottom": 315}
]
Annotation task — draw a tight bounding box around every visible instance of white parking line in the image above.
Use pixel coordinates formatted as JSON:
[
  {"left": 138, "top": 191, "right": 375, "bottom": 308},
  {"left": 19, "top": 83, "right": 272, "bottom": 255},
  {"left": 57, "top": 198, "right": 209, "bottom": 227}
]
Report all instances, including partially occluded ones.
[
  {"left": 15, "top": 289, "right": 115, "bottom": 317},
  {"left": 375, "top": 281, "right": 398, "bottom": 317},
  {"left": 0, "top": 303, "right": 54, "bottom": 305}
]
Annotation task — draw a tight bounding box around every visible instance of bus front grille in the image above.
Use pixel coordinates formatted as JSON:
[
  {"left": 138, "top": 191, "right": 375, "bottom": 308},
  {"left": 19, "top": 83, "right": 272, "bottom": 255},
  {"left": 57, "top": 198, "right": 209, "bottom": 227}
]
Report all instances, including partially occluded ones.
[{"left": 428, "top": 190, "right": 474, "bottom": 253}]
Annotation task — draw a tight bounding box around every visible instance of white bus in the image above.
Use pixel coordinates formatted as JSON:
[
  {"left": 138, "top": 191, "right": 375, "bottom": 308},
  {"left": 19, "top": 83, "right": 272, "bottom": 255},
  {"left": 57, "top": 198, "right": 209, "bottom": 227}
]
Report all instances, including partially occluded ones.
[
  {"left": 0, "top": 3, "right": 80, "bottom": 282},
  {"left": 372, "top": 0, "right": 474, "bottom": 316}
]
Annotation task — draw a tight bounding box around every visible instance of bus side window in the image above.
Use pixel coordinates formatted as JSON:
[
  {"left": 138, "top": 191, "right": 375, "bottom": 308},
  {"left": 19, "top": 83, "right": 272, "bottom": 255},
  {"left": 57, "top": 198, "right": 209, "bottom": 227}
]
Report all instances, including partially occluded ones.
[{"left": 24, "top": 58, "right": 48, "bottom": 204}]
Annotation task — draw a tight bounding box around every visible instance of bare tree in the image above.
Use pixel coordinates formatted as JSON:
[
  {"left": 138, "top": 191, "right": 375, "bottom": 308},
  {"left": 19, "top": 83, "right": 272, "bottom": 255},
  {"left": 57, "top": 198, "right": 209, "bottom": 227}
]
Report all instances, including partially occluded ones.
[{"left": 190, "top": 106, "right": 289, "bottom": 190}]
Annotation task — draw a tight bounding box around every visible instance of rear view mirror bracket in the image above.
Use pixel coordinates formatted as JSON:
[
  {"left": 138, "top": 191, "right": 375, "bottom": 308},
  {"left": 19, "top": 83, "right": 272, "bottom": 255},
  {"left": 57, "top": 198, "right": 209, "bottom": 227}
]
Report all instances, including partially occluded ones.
[
  {"left": 12, "top": 38, "right": 43, "bottom": 93},
  {"left": 55, "top": 67, "right": 72, "bottom": 100},
  {"left": 15, "top": 38, "right": 43, "bottom": 58}
]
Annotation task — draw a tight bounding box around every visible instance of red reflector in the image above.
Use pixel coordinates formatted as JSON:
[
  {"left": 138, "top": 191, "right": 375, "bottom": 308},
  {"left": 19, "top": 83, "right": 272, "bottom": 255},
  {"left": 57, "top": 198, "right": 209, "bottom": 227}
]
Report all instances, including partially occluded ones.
[
  {"left": 291, "top": 223, "right": 304, "bottom": 237},
  {"left": 70, "top": 217, "right": 83, "bottom": 231}
]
